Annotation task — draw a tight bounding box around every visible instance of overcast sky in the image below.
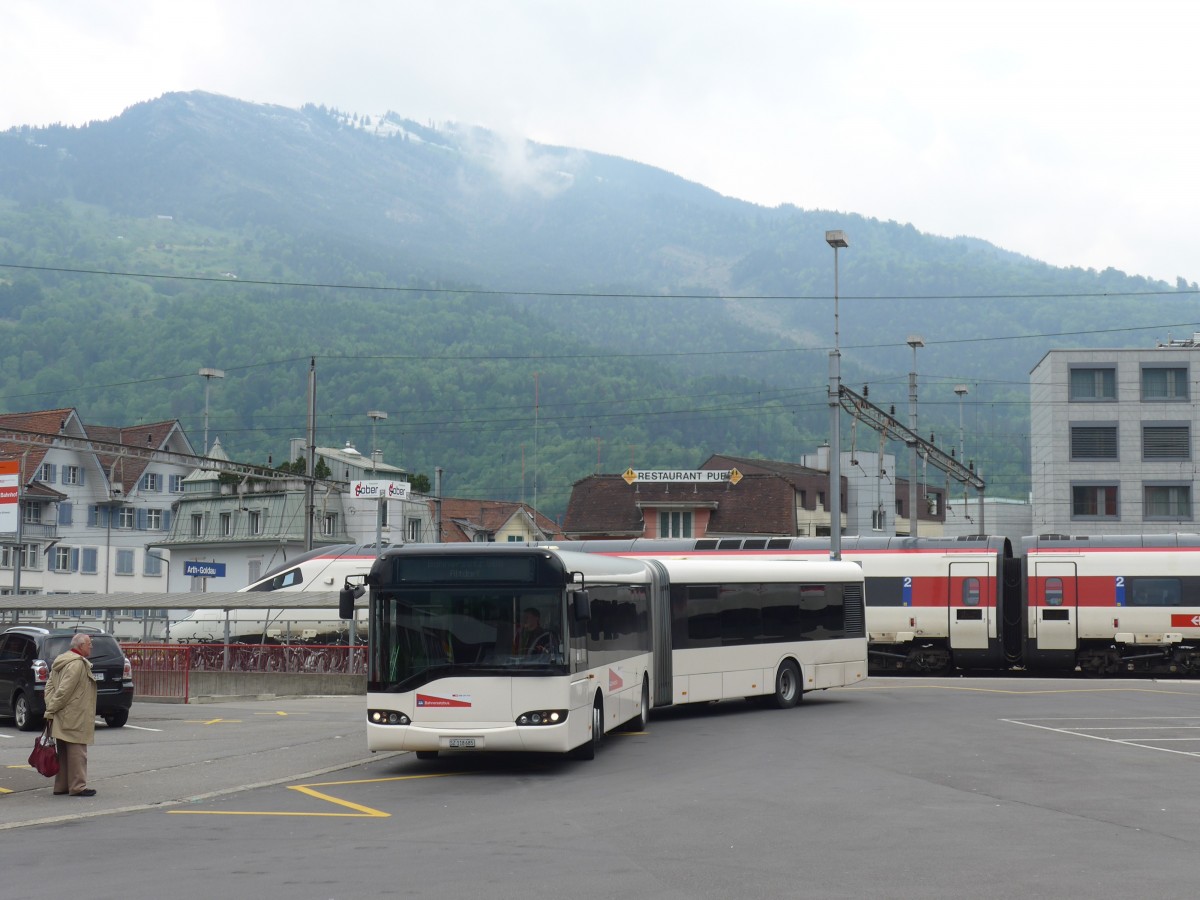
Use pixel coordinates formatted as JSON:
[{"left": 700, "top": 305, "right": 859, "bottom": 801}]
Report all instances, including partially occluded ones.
[{"left": 3, "top": 1, "right": 1196, "bottom": 285}]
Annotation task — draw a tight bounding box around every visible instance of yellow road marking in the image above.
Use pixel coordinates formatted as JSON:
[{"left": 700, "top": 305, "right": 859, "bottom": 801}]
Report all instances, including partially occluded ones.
[
  {"left": 183, "top": 718, "right": 243, "bottom": 725},
  {"left": 167, "top": 771, "right": 462, "bottom": 818},
  {"left": 0, "top": 787, "right": 12, "bottom": 793}
]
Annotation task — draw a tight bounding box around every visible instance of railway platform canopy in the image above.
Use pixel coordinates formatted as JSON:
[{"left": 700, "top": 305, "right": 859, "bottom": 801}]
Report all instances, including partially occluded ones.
[{"left": 0, "top": 591, "right": 351, "bottom": 613}]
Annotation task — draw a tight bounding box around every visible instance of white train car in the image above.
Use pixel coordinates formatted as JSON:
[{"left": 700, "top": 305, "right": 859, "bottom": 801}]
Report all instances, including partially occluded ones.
[
  {"left": 1023, "top": 534, "right": 1200, "bottom": 675},
  {"left": 549, "top": 534, "right": 1200, "bottom": 676},
  {"left": 167, "top": 544, "right": 376, "bottom": 643}
]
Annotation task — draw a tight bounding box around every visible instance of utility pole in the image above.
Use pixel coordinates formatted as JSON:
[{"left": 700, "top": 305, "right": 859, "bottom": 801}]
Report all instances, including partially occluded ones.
[
  {"left": 304, "top": 357, "right": 316, "bottom": 551},
  {"left": 906, "top": 336, "right": 924, "bottom": 538},
  {"left": 825, "top": 230, "right": 848, "bottom": 560}
]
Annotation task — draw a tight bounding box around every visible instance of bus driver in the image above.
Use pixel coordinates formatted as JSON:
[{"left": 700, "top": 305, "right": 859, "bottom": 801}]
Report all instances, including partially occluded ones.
[{"left": 515, "top": 608, "right": 556, "bottom": 656}]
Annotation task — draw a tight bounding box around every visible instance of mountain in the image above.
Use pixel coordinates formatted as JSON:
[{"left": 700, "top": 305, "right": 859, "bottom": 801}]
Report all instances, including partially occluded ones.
[{"left": 0, "top": 91, "right": 1192, "bottom": 517}]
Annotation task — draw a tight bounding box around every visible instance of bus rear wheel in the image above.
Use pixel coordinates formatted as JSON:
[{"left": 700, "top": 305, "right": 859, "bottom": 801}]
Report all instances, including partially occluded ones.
[
  {"left": 621, "top": 678, "right": 650, "bottom": 732},
  {"left": 772, "top": 660, "right": 802, "bottom": 709},
  {"left": 573, "top": 694, "right": 604, "bottom": 760}
]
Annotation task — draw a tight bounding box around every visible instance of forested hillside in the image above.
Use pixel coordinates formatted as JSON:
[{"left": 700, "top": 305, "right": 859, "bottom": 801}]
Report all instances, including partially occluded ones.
[{"left": 0, "top": 92, "right": 1194, "bottom": 517}]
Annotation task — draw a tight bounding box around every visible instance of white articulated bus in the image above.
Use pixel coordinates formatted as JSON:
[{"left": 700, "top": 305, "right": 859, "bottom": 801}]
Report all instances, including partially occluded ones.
[{"left": 341, "top": 544, "right": 866, "bottom": 759}]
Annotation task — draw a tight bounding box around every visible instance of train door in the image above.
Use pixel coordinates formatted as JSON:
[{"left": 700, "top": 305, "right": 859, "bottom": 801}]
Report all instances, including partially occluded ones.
[
  {"left": 948, "top": 562, "right": 990, "bottom": 650},
  {"left": 1032, "top": 562, "right": 1078, "bottom": 651}
]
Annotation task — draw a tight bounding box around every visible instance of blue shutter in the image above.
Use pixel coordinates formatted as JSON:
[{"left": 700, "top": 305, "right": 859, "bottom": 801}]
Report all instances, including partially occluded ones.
[
  {"left": 136, "top": 508, "right": 148, "bottom": 530},
  {"left": 69, "top": 548, "right": 79, "bottom": 572},
  {"left": 82, "top": 547, "right": 97, "bottom": 574},
  {"left": 78, "top": 468, "right": 85, "bottom": 486},
  {"left": 162, "top": 509, "right": 172, "bottom": 531},
  {"left": 46, "top": 464, "right": 57, "bottom": 484},
  {"left": 58, "top": 502, "right": 72, "bottom": 525}
]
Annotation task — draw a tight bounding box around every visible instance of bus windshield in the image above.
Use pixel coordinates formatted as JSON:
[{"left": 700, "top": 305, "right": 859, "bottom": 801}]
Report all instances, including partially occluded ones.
[{"left": 370, "top": 586, "right": 566, "bottom": 692}]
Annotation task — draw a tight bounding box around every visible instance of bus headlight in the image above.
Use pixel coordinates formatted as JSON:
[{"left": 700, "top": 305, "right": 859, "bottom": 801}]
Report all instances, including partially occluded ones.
[
  {"left": 369, "top": 709, "right": 411, "bottom": 726},
  {"left": 516, "top": 709, "right": 567, "bottom": 726}
]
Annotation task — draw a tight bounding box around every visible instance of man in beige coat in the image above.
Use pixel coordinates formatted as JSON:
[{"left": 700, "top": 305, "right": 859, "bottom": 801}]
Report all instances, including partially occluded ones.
[{"left": 44, "top": 632, "right": 98, "bottom": 797}]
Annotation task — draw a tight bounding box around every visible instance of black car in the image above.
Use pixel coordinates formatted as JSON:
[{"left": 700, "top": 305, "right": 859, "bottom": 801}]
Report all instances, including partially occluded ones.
[{"left": 0, "top": 626, "right": 134, "bottom": 730}]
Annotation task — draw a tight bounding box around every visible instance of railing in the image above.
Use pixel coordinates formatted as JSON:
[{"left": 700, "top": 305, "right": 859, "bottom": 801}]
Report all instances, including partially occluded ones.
[
  {"left": 124, "top": 644, "right": 190, "bottom": 701},
  {"left": 186, "top": 643, "right": 367, "bottom": 675},
  {"left": 122, "top": 642, "right": 367, "bottom": 702}
]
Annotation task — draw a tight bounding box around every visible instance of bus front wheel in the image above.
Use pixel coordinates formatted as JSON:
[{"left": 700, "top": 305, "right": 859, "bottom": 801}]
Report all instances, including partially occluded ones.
[{"left": 772, "top": 660, "right": 802, "bottom": 709}]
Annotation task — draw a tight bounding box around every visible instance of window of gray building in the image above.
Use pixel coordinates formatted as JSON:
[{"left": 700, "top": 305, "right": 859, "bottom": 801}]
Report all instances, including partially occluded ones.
[
  {"left": 1144, "top": 484, "right": 1192, "bottom": 520},
  {"left": 1141, "top": 365, "right": 1189, "bottom": 401},
  {"left": 1072, "top": 484, "right": 1119, "bottom": 518},
  {"left": 1142, "top": 424, "right": 1190, "bottom": 460},
  {"left": 1070, "top": 425, "right": 1118, "bottom": 459},
  {"left": 1069, "top": 365, "right": 1116, "bottom": 401}
]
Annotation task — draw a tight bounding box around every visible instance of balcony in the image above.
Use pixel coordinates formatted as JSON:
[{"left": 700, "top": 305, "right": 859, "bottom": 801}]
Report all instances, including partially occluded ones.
[{"left": 0, "top": 526, "right": 57, "bottom": 542}]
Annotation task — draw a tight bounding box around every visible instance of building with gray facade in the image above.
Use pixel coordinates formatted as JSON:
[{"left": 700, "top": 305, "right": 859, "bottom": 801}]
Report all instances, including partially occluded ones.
[{"left": 1031, "top": 338, "right": 1200, "bottom": 535}]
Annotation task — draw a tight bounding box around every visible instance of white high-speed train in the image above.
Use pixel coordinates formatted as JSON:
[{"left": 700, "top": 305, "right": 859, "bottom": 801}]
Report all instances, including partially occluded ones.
[{"left": 167, "top": 544, "right": 377, "bottom": 643}]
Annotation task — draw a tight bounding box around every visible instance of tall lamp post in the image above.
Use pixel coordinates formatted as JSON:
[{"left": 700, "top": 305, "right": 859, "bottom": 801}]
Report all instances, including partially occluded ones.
[
  {"left": 906, "top": 336, "right": 924, "bottom": 538},
  {"left": 367, "top": 410, "right": 388, "bottom": 555},
  {"left": 954, "top": 384, "right": 969, "bottom": 530},
  {"left": 198, "top": 367, "right": 224, "bottom": 456},
  {"left": 954, "top": 385, "right": 968, "bottom": 463},
  {"left": 825, "top": 230, "right": 848, "bottom": 560}
]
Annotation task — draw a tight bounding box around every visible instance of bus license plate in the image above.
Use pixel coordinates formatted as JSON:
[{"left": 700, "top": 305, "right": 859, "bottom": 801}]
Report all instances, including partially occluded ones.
[
  {"left": 93, "top": 672, "right": 104, "bottom": 681},
  {"left": 447, "top": 738, "right": 476, "bottom": 749}
]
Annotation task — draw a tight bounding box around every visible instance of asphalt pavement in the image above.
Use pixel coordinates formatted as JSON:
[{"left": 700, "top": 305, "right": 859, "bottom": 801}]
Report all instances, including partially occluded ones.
[{"left": 4, "top": 679, "right": 1200, "bottom": 899}]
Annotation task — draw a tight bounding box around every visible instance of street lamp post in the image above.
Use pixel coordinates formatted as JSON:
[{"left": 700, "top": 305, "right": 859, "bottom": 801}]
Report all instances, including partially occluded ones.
[
  {"left": 198, "top": 367, "right": 225, "bottom": 456},
  {"left": 955, "top": 384, "right": 969, "bottom": 530},
  {"left": 906, "top": 337, "right": 924, "bottom": 538},
  {"left": 825, "top": 230, "right": 848, "bottom": 560},
  {"left": 367, "top": 410, "right": 388, "bottom": 555},
  {"left": 954, "top": 385, "right": 968, "bottom": 464}
]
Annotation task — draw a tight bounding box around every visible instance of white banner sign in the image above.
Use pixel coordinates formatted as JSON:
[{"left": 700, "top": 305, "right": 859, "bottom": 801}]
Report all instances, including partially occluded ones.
[
  {"left": 0, "top": 459, "right": 18, "bottom": 533},
  {"left": 622, "top": 468, "right": 742, "bottom": 485},
  {"left": 351, "top": 479, "right": 411, "bottom": 500}
]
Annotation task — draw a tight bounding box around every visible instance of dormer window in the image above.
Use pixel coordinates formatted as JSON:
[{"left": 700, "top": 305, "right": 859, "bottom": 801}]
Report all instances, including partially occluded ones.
[{"left": 659, "top": 511, "right": 693, "bottom": 538}]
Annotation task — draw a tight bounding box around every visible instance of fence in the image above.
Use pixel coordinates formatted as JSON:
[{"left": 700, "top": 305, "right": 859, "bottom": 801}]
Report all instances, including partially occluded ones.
[{"left": 123, "top": 643, "right": 367, "bottom": 703}]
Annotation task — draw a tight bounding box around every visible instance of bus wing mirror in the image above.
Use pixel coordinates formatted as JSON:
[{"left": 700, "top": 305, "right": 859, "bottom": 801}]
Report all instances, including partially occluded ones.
[
  {"left": 339, "top": 583, "right": 365, "bottom": 620},
  {"left": 571, "top": 589, "right": 590, "bottom": 623}
]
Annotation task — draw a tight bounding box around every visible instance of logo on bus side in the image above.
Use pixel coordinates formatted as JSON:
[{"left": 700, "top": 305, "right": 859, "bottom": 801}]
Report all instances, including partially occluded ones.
[
  {"left": 416, "top": 693, "right": 473, "bottom": 708},
  {"left": 608, "top": 669, "right": 624, "bottom": 692}
]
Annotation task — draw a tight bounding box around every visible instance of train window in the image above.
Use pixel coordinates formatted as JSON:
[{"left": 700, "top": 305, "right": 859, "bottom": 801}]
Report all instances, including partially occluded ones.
[
  {"left": 863, "top": 577, "right": 908, "bottom": 607},
  {"left": 1128, "top": 578, "right": 1181, "bottom": 607},
  {"left": 248, "top": 567, "right": 303, "bottom": 591},
  {"left": 961, "top": 578, "right": 981, "bottom": 606},
  {"left": 1045, "top": 578, "right": 1064, "bottom": 606}
]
